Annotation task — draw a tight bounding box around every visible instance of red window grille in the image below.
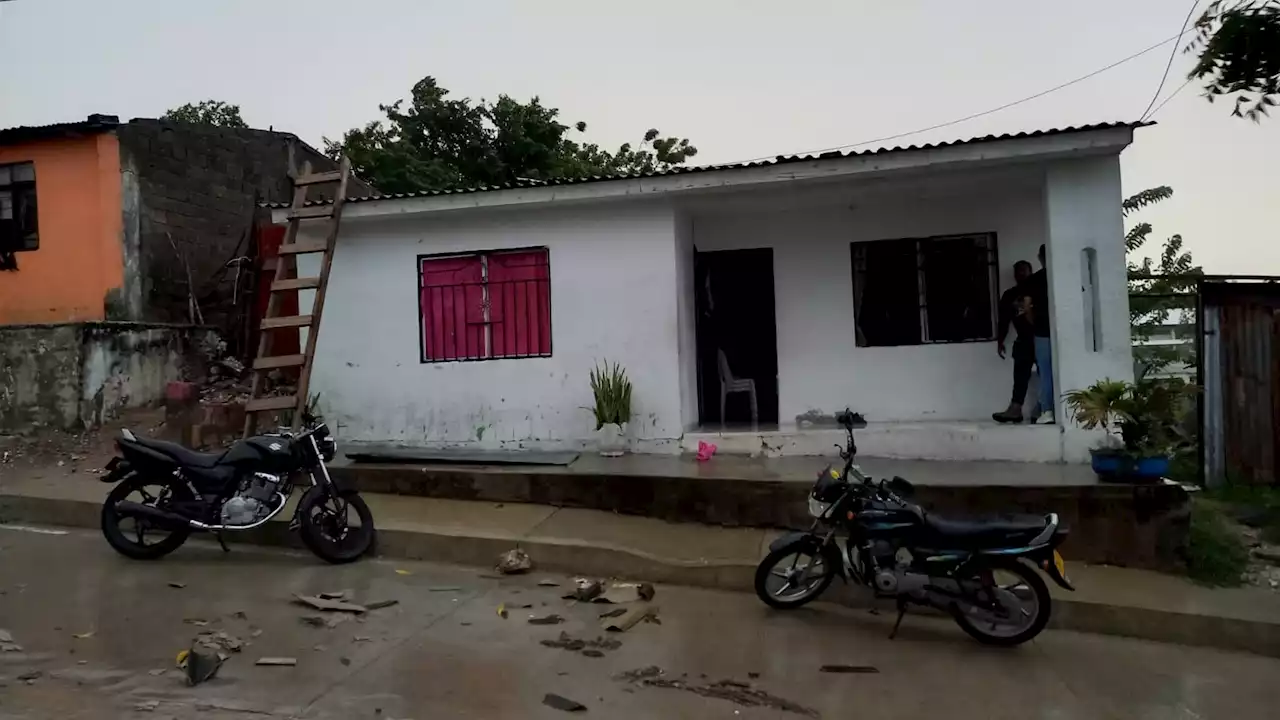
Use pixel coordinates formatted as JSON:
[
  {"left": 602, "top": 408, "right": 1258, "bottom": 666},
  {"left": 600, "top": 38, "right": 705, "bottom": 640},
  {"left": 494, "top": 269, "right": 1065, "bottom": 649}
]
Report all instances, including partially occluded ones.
[{"left": 419, "top": 248, "right": 551, "bottom": 362}]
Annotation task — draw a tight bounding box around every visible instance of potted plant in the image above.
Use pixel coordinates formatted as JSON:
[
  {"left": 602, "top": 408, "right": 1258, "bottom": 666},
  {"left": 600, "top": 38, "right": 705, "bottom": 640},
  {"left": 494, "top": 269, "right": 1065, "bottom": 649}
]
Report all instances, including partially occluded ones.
[
  {"left": 1064, "top": 376, "right": 1197, "bottom": 482},
  {"left": 586, "top": 361, "right": 632, "bottom": 457}
]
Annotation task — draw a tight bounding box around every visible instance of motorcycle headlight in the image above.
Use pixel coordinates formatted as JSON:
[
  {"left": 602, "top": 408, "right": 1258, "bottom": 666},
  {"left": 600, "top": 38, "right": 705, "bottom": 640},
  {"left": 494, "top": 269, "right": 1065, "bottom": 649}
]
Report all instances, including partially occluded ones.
[{"left": 808, "top": 496, "right": 831, "bottom": 518}]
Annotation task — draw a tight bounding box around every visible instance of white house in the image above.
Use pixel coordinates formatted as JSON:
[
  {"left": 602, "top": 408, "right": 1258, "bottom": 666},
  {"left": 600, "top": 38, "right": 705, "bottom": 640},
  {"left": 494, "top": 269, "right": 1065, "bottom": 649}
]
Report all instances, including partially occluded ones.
[{"left": 277, "top": 122, "right": 1143, "bottom": 464}]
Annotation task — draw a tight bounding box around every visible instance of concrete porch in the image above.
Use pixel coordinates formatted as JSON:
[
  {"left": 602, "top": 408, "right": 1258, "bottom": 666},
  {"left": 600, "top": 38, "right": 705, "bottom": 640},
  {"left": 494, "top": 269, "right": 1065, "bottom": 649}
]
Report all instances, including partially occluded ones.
[
  {"left": 682, "top": 419, "right": 1065, "bottom": 462},
  {"left": 328, "top": 450, "right": 1188, "bottom": 572}
]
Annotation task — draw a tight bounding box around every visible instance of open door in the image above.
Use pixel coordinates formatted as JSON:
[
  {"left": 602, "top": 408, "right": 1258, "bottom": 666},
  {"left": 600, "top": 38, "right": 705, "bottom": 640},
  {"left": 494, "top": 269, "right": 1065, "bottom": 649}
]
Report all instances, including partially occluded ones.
[{"left": 694, "top": 248, "right": 779, "bottom": 427}]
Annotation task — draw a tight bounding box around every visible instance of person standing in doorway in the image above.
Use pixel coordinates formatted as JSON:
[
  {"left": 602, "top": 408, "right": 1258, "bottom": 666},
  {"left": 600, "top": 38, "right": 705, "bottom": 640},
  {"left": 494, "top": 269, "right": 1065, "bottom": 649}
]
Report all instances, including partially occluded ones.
[
  {"left": 1024, "top": 244, "right": 1054, "bottom": 424},
  {"left": 993, "top": 260, "right": 1035, "bottom": 423}
]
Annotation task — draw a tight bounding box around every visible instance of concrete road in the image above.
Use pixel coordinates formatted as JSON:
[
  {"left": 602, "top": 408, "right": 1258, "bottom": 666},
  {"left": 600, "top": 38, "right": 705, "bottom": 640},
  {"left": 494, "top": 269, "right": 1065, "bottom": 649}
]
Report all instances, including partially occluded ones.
[{"left": 0, "top": 527, "right": 1276, "bottom": 720}]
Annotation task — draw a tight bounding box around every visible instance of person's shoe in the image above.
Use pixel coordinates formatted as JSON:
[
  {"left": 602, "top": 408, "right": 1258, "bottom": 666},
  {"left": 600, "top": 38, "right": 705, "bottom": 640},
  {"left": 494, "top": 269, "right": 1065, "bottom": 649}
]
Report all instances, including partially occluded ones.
[
  {"left": 992, "top": 409, "right": 1024, "bottom": 424},
  {"left": 1036, "top": 410, "right": 1055, "bottom": 425}
]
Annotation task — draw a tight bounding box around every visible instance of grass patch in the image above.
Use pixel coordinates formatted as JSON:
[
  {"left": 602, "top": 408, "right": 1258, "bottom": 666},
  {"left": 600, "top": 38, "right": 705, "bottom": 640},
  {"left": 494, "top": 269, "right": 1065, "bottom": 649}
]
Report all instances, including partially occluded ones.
[
  {"left": 1202, "top": 484, "right": 1280, "bottom": 544},
  {"left": 1185, "top": 499, "right": 1249, "bottom": 587}
]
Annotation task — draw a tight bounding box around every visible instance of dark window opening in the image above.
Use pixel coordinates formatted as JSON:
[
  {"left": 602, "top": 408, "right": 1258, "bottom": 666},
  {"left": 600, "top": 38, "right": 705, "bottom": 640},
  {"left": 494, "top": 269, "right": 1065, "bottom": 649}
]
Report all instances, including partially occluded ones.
[
  {"left": 0, "top": 161, "right": 38, "bottom": 271},
  {"left": 418, "top": 248, "right": 552, "bottom": 362},
  {"left": 852, "top": 233, "right": 998, "bottom": 347}
]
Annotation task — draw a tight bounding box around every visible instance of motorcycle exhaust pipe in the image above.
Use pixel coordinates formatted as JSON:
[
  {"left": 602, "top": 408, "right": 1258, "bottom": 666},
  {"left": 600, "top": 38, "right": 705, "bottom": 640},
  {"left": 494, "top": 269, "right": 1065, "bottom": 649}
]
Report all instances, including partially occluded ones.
[{"left": 113, "top": 501, "right": 193, "bottom": 530}]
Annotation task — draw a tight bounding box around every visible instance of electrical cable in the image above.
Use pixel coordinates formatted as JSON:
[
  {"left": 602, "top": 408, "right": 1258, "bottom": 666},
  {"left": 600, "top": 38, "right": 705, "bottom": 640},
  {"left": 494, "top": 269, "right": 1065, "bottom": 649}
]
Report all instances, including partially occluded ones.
[
  {"left": 730, "top": 29, "right": 1199, "bottom": 165},
  {"left": 1139, "top": 0, "right": 1202, "bottom": 121}
]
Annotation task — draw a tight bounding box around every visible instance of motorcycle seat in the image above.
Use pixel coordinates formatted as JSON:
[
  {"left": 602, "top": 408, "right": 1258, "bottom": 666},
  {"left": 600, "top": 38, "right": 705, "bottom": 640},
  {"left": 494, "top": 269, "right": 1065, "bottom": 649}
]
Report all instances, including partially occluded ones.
[
  {"left": 123, "top": 433, "right": 226, "bottom": 469},
  {"left": 923, "top": 513, "right": 1050, "bottom": 546}
]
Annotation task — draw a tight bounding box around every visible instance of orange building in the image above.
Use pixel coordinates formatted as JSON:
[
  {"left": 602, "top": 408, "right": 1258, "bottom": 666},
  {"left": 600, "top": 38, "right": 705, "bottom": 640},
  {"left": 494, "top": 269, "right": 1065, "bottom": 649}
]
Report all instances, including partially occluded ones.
[{"left": 0, "top": 115, "right": 124, "bottom": 324}]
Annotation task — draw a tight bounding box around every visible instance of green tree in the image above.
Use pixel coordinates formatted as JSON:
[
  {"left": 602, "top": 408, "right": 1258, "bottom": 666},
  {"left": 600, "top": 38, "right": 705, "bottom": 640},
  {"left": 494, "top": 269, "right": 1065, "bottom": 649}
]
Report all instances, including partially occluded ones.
[
  {"left": 323, "top": 76, "right": 698, "bottom": 194},
  {"left": 1187, "top": 0, "right": 1280, "bottom": 120},
  {"left": 1125, "top": 186, "right": 1202, "bottom": 375},
  {"left": 162, "top": 100, "right": 248, "bottom": 128}
]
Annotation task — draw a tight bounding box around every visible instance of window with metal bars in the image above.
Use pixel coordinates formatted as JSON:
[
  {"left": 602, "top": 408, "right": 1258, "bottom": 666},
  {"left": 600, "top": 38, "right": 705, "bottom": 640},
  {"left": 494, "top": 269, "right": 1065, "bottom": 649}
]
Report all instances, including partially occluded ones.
[
  {"left": 851, "top": 233, "right": 999, "bottom": 347},
  {"left": 418, "top": 248, "right": 552, "bottom": 362},
  {"left": 0, "top": 161, "right": 38, "bottom": 271}
]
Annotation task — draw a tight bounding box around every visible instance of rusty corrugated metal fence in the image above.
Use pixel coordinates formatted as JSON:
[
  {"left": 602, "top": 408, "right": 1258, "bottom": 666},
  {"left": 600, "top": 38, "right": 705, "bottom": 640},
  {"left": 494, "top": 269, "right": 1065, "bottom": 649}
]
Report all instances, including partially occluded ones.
[{"left": 1201, "top": 282, "right": 1280, "bottom": 487}]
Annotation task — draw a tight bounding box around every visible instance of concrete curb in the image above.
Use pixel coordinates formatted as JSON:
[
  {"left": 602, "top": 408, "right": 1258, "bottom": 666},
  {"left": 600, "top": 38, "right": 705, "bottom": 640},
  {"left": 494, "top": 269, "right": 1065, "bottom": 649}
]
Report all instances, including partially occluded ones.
[{"left": 2, "top": 492, "right": 1276, "bottom": 659}]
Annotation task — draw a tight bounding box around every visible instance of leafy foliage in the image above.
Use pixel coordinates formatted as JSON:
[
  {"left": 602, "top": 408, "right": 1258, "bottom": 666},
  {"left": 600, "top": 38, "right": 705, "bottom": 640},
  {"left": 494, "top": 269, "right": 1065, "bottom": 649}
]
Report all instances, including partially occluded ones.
[
  {"left": 1064, "top": 377, "right": 1199, "bottom": 457},
  {"left": 1125, "top": 186, "right": 1201, "bottom": 376},
  {"left": 586, "top": 361, "right": 633, "bottom": 430},
  {"left": 1187, "top": 500, "right": 1250, "bottom": 586},
  {"left": 162, "top": 100, "right": 248, "bottom": 128},
  {"left": 1186, "top": 0, "right": 1280, "bottom": 120},
  {"left": 323, "top": 77, "right": 698, "bottom": 194}
]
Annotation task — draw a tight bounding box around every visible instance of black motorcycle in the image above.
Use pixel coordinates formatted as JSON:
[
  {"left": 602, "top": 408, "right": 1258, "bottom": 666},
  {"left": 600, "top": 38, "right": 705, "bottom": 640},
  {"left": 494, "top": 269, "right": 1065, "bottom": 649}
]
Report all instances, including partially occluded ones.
[
  {"left": 98, "top": 415, "right": 375, "bottom": 564},
  {"left": 755, "top": 411, "right": 1073, "bottom": 646}
]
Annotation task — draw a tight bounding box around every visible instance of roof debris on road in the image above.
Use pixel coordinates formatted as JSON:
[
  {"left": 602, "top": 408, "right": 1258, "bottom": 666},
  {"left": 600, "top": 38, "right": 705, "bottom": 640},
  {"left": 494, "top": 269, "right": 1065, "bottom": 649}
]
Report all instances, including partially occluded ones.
[
  {"left": 496, "top": 548, "right": 533, "bottom": 575},
  {"left": 602, "top": 603, "right": 658, "bottom": 633},
  {"left": 0, "top": 629, "right": 22, "bottom": 653},
  {"left": 364, "top": 599, "right": 400, "bottom": 610},
  {"left": 167, "top": 582, "right": 186, "bottom": 589},
  {"left": 542, "top": 693, "right": 587, "bottom": 712},
  {"left": 819, "top": 664, "right": 880, "bottom": 674},
  {"left": 614, "top": 666, "right": 817, "bottom": 717},
  {"left": 293, "top": 594, "right": 368, "bottom": 614},
  {"left": 527, "top": 614, "right": 565, "bottom": 626}
]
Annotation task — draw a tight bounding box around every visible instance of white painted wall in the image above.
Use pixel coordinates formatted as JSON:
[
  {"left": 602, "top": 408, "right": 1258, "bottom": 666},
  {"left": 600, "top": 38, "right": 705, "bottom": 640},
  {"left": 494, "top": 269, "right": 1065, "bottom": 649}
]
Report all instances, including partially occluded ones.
[
  {"left": 692, "top": 176, "right": 1048, "bottom": 426},
  {"left": 297, "top": 202, "right": 685, "bottom": 450},
  {"left": 673, "top": 212, "right": 699, "bottom": 430},
  {"left": 1044, "top": 157, "right": 1133, "bottom": 462}
]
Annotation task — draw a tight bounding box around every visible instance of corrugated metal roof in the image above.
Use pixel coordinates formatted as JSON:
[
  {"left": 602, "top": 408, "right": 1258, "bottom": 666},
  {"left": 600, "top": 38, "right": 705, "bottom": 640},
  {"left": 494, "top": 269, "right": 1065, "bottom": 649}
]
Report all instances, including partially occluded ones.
[
  {"left": 264, "top": 121, "right": 1149, "bottom": 208},
  {"left": 0, "top": 114, "right": 121, "bottom": 145}
]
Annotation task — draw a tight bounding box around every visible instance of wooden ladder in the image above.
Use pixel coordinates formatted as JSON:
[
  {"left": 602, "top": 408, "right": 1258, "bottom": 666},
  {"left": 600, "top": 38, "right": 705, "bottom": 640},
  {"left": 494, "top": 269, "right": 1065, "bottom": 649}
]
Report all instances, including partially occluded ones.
[{"left": 243, "top": 157, "right": 351, "bottom": 437}]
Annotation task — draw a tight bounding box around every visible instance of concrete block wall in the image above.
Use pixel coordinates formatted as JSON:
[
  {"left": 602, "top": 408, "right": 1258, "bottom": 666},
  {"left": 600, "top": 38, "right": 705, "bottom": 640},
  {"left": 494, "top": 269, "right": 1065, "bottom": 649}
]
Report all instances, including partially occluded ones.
[{"left": 114, "top": 120, "right": 374, "bottom": 334}]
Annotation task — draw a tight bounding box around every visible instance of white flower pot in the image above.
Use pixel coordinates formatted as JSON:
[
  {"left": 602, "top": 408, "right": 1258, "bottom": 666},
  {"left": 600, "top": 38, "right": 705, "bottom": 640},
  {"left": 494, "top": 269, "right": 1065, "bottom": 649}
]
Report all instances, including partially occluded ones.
[{"left": 596, "top": 422, "right": 628, "bottom": 457}]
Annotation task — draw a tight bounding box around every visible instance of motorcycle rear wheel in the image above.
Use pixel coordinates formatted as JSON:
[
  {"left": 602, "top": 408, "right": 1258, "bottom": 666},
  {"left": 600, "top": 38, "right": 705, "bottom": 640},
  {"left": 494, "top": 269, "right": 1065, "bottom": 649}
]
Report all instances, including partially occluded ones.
[
  {"left": 298, "top": 488, "right": 377, "bottom": 564},
  {"left": 755, "top": 545, "right": 835, "bottom": 609},
  {"left": 101, "top": 474, "right": 192, "bottom": 560},
  {"left": 951, "top": 558, "right": 1051, "bottom": 647}
]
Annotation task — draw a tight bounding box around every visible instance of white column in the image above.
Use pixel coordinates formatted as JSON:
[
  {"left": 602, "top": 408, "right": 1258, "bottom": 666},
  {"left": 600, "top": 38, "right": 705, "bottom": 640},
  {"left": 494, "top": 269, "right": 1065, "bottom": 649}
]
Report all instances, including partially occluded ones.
[{"left": 1043, "top": 156, "right": 1134, "bottom": 462}]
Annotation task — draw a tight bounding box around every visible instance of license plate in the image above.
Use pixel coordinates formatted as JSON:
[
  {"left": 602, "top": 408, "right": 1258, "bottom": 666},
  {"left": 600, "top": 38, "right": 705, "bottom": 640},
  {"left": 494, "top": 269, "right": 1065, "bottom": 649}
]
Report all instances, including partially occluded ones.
[{"left": 1052, "top": 550, "right": 1067, "bottom": 579}]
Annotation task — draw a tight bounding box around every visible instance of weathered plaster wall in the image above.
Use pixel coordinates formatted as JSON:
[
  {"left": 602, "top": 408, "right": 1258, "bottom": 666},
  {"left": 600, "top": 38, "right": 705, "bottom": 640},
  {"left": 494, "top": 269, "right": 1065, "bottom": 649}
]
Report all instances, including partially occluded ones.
[{"left": 0, "top": 322, "right": 202, "bottom": 432}]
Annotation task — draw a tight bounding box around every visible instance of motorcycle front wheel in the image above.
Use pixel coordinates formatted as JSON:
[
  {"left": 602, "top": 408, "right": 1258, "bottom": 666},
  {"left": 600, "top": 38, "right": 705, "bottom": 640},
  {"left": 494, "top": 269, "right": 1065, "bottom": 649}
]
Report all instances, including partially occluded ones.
[
  {"left": 951, "top": 558, "right": 1051, "bottom": 647},
  {"left": 754, "top": 545, "right": 835, "bottom": 609},
  {"left": 298, "top": 487, "right": 377, "bottom": 564}
]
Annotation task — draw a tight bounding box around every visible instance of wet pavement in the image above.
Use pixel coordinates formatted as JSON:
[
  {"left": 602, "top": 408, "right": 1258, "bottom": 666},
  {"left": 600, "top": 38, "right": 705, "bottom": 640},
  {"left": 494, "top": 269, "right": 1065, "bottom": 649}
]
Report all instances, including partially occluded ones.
[{"left": 1, "top": 526, "right": 1277, "bottom": 719}]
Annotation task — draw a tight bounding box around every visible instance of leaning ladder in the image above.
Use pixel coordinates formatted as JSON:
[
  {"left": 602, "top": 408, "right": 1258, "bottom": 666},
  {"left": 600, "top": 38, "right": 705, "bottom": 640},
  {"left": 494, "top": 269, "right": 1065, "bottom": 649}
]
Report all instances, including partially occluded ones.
[{"left": 242, "top": 156, "right": 351, "bottom": 437}]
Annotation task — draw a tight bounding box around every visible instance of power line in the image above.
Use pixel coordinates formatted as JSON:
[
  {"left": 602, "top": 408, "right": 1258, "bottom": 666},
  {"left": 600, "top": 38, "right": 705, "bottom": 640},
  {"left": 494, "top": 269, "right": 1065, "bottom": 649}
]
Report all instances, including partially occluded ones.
[
  {"left": 731, "top": 30, "right": 1196, "bottom": 164},
  {"left": 1149, "top": 77, "right": 1195, "bottom": 119},
  {"left": 1139, "top": 0, "right": 1201, "bottom": 121}
]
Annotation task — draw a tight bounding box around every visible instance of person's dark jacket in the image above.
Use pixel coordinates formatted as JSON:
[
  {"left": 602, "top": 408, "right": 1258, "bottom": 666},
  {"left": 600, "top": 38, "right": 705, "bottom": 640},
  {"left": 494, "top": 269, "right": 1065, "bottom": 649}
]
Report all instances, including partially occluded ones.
[{"left": 996, "top": 284, "right": 1034, "bottom": 358}]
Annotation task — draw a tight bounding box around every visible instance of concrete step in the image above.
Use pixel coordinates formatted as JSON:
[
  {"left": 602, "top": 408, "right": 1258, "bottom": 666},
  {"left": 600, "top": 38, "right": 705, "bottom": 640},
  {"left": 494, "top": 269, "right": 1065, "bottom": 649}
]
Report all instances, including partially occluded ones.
[
  {"left": 328, "top": 453, "right": 1187, "bottom": 571},
  {"left": 1, "top": 479, "right": 1277, "bottom": 658}
]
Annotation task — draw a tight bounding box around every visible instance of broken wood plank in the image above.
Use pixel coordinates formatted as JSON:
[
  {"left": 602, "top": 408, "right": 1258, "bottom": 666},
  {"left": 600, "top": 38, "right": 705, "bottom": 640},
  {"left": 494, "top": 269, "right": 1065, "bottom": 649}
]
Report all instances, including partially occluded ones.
[
  {"left": 261, "top": 315, "right": 314, "bottom": 330},
  {"left": 245, "top": 396, "right": 298, "bottom": 413},
  {"left": 253, "top": 354, "right": 307, "bottom": 370},
  {"left": 271, "top": 277, "right": 321, "bottom": 292},
  {"left": 255, "top": 657, "right": 298, "bottom": 667}
]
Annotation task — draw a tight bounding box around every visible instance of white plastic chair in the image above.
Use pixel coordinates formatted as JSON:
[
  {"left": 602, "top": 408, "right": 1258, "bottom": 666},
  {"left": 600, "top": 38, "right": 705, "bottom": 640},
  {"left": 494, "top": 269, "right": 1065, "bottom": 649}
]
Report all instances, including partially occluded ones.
[{"left": 718, "top": 349, "right": 758, "bottom": 426}]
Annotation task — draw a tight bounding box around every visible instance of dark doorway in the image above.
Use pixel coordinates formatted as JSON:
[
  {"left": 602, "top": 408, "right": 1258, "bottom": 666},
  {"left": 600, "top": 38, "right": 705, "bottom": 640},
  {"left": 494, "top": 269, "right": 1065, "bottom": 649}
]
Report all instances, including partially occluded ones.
[{"left": 694, "top": 248, "right": 779, "bottom": 427}]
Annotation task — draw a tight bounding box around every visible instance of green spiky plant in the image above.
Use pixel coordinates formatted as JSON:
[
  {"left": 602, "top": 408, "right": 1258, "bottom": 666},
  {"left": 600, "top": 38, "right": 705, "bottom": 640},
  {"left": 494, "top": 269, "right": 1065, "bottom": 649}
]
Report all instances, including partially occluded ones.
[{"left": 586, "top": 361, "right": 632, "bottom": 430}]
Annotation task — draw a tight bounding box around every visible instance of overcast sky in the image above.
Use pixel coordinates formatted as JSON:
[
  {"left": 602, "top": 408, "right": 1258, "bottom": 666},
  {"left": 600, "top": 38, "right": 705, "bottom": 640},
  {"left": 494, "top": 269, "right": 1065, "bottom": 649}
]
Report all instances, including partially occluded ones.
[{"left": 2, "top": 0, "right": 1275, "bottom": 273}]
